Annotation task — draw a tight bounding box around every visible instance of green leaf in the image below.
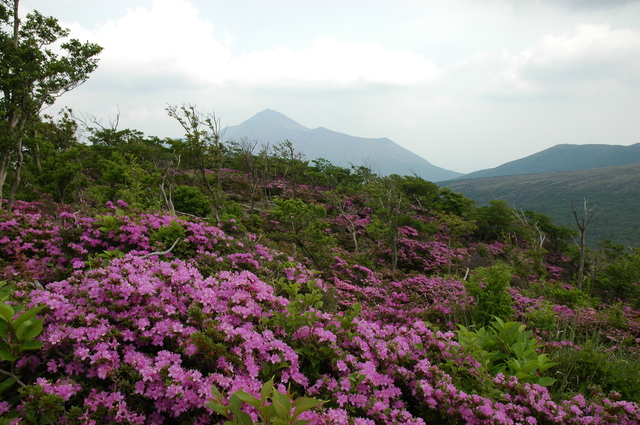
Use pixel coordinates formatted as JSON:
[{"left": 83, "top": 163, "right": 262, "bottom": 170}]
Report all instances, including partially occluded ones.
[
  {"left": 0, "top": 377, "right": 16, "bottom": 395},
  {"left": 236, "top": 411, "right": 254, "bottom": 425},
  {"left": 0, "top": 346, "right": 17, "bottom": 362},
  {"left": 271, "top": 388, "right": 291, "bottom": 419},
  {"left": 209, "top": 385, "right": 223, "bottom": 401},
  {"left": 205, "top": 401, "right": 229, "bottom": 418},
  {"left": 260, "top": 377, "right": 274, "bottom": 403},
  {"left": 18, "top": 339, "right": 43, "bottom": 352},
  {"left": 12, "top": 306, "right": 44, "bottom": 332},
  {"left": 0, "top": 302, "right": 14, "bottom": 323},
  {"left": 512, "top": 341, "right": 524, "bottom": 359},
  {"left": 228, "top": 394, "right": 243, "bottom": 417},
  {"left": 291, "top": 396, "right": 325, "bottom": 419},
  {"left": 537, "top": 376, "right": 557, "bottom": 387},
  {"left": 15, "top": 319, "right": 43, "bottom": 342},
  {"left": 234, "top": 390, "right": 262, "bottom": 409},
  {"left": 0, "top": 320, "right": 9, "bottom": 339}
]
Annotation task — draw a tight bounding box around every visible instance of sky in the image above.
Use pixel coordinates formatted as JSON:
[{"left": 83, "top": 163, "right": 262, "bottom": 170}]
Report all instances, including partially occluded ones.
[{"left": 21, "top": 0, "right": 640, "bottom": 174}]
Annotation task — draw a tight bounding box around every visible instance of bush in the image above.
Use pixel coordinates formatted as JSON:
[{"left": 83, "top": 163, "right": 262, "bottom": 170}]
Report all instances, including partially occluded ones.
[
  {"left": 457, "top": 317, "right": 558, "bottom": 387},
  {"left": 173, "top": 185, "right": 212, "bottom": 217},
  {"left": 465, "top": 263, "right": 515, "bottom": 326}
]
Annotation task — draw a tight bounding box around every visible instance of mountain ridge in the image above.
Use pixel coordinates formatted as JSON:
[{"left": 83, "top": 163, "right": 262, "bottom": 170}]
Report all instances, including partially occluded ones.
[
  {"left": 457, "top": 143, "right": 640, "bottom": 179},
  {"left": 223, "top": 109, "right": 463, "bottom": 182}
]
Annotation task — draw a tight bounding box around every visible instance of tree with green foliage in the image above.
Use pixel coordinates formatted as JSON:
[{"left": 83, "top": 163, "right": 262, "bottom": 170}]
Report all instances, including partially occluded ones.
[
  {"left": 0, "top": 0, "right": 102, "bottom": 210},
  {"left": 363, "top": 175, "right": 413, "bottom": 270},
  {"left": 274, "top": 139, "right": 307, "bottom": 200},
  {"left": 475, "top": 200, "right": 517, "bottom": 241},
  {"left": 269, "top": 198, "right": 335, "bottom": 269},
  {"left": 166, "top": 104, "right": 224, "bottom": 217}
]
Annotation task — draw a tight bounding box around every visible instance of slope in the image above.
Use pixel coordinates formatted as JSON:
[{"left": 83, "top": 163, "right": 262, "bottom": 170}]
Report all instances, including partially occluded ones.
[
  {"left": 443, "top": 162, "right": 640, "bottom": 248},
  {"left": 459, "top": 143, "right": 640, "bottom": 179}
]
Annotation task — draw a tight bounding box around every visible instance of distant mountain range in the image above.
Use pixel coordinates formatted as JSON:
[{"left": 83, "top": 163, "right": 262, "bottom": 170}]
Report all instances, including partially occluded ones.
[
  {"left": 457, "top": 143, "right": 640, "bottom": 179},
  {"left": 223, "top": 109, "right": 463, "bottom": 182},
  {"left": 443, "top": 162, "right": 640, "bottom": 248}
]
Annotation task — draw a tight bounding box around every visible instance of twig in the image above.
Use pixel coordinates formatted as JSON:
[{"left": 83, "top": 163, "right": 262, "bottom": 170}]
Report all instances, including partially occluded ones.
[
  {"left": 0, "top": 367, "right": 27, "bottom": 388},
  {"left": 140, "top": 238, "right": 181, "bottom": 259}
]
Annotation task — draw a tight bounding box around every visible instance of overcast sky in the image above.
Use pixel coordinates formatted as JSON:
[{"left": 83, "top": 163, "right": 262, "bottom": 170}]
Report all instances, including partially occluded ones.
[{"left": 22, "top": 0, "right": 640, "bottom": 174}]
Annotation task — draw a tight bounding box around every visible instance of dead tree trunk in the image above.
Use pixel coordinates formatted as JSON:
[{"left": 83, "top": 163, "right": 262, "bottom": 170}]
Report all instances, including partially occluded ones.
[{"left": 571, "top": 199, "right": 598, "bottom": 291}]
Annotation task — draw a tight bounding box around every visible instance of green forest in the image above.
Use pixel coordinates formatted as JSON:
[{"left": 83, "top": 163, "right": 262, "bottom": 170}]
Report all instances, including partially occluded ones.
[{"left": 1, "top": 1, "right": 640, "bottom": 424}]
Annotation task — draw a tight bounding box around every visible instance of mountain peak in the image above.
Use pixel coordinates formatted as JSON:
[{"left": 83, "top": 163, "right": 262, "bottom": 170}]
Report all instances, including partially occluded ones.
[
  {"left": 240, "top": 109, "right": 309, "bottom": 132},
  {"left": 224, "top": 110, "right": 463, "bottom": 181}
]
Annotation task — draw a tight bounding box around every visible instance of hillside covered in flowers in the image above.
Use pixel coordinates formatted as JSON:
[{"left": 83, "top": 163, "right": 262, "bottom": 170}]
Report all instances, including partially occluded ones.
[{"left": 1, "top": 116, "right": 640, "bottom": 424}]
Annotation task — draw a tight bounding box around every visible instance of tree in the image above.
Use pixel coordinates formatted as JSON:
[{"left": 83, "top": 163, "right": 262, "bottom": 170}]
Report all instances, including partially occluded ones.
[
  {"left": 273, "top": 139, "right": 306, "bottom": 199},
  {"left": 363, "top": 175, "right": 412, "bottom": 271},
  {"left": 0, "top": 0, "right": 102, "bottom": 210},
  {"left": 166, "top": 104, "right": 225, "bottom": 219},
  {"left": 269, "top": 198, "right": 335, "bottom": 269},
  {"left": 572, "top": 199, "right": 599, "bottom": 290}
]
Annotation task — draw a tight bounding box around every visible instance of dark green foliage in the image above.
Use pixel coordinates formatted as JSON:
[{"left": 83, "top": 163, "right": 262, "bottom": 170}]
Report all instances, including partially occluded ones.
[
  {"left": 465, "top": 263, "right": 515, "bottom": 326},
  {"left": 550, "top": 340, "right": 640, "bottom": 402},
  {"left": 173, "top": 185, "right": 212, "bottom": 217},
  {"left": 443, "top": 163, "right": 640, "bottom": 248},
  {"left": 268, "top": 198, "right": 335, "bottom": 269}
]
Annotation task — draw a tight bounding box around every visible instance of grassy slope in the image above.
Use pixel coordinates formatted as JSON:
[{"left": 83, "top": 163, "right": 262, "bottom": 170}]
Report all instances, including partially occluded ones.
[{"left": 442, "top": 162, "right": 640, "bottom": 248}]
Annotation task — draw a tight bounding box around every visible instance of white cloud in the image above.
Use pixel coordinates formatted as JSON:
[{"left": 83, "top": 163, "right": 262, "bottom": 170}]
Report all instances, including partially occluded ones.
[
  {"left": 74, "top": 0, "right": 440, "bottom": 91},
  {"left": 485, "top": 23, "right": 640, "bottom": 98},
  {"left": 225, "top": 36, "right": 441, "bottom": 88}
]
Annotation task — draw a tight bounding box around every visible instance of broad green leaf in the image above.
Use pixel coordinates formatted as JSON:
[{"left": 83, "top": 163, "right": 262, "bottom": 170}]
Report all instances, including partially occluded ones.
[
  {"left": 234, "top": 390, "right": 262, "bottom": 409},
  {"left": 259, "top": 404, "right": 275, "bottom": 423},
  {"left": 0, "top": 346, "right": 17, "bottom": 362},
  {"left": 512, "top": 341, "right": 524, "bottom": 359},
  {"left": 0, "top": 321, "right": 9, "bottom": 339},
  {"left": 236, "top": 411, "right": 253, "bottom": 425},
  {"left": 228, "top": 394, "right": 243, "bottom": 417},
  {"left": 205, "top": 402, "right": 229, "bottom": 417},
  {"left": 520, "top": 360, "right": 539, "bottom": 374},
  {"left": 15, "top": 319, "right": 43, "bottom": 342},
  {"left": 515, "top": 371, "right": 534, "bottom": 381},
  {"left": 271, "top": 389, "right": 291, "bottom": 419},
  {"left": 537, "top": 376, "right": 557, "bottom": 387},
  {"left": 18, "top": 339, "right": 43, "bottom": 352},
  {"left": 291, "top": 397, "right": 325, "bottom": 419},
  {"left": 538, "top": 361, "right": 559, "bottom": 373},
  {"left": 0, "top": 303, "right": 14, "bottom": 323},
  {"left": 0, "top": 377, "right": 16, "bottom": 395},
  {"left": 260, "top": 377, "right": 274, "bottom": 404},
  {"left": 12, "top": 306, "right": 44, "bottom": 331},
  {"left": 209, "top": 385, "right": 222, "bottom": 400}
]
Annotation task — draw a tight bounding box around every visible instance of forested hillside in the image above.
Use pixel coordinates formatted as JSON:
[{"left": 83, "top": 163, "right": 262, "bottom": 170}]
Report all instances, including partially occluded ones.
[
  {"left": 2, "top": 3, "right": 640, "bottom": 424},
  {"left": 443, "top": 163, "right": 640, "bottom": 248}
]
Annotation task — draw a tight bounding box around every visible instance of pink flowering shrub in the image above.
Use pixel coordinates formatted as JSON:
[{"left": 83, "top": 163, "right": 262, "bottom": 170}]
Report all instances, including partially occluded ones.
[{"left": 1, "top": 201, "right": 640, "bottom": 424}]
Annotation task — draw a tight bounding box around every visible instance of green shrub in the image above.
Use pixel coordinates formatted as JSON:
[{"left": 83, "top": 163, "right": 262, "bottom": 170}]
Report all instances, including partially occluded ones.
[
  {"left": 207, "top": 376, "right": 325, "bottom": 424},
  {"left": 465, "top": 263, "right": 515, "bottom": 326},
  {"left": 457, "top": 317, "right": 557, "bottom": 387},
  {"left": 173, "top": 185, "right": 212, "bottom": 217},
  {"left": 550, "top": 340, "right": 640, "bottom": 402}
]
